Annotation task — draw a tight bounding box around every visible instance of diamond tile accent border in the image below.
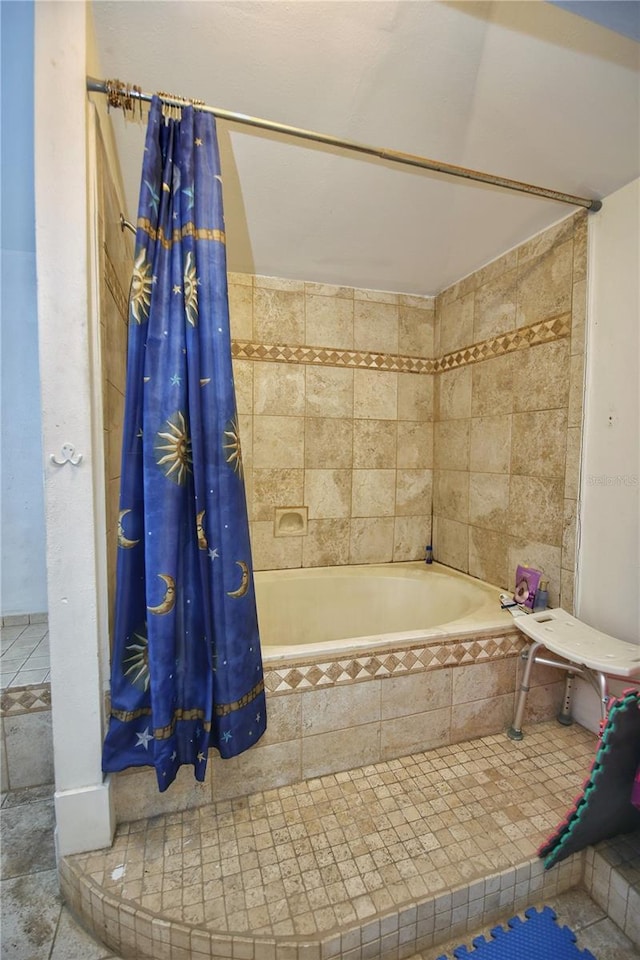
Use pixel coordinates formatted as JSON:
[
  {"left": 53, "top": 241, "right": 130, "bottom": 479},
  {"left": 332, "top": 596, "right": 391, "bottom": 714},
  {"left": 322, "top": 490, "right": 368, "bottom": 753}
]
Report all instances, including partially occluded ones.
[
  {"left": 60, "top": 720, "right": 593, "bottom": 960},
  {"left": 264, "top": 630, "right": 524, "bottom": 695},
  {"left": 0, "top": 683, "right": 52, "bottom": 717},
  {"left": 231, "top": 314, "right": 571, "bottom": 377}
]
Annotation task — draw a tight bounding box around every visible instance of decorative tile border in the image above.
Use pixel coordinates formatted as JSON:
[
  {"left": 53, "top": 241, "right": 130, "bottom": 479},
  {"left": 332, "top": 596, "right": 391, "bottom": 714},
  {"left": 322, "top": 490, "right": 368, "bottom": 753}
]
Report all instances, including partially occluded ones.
[
  {"left": 0, "top": 683, "right": 52, "bottom": 717},
  {"left": 231, "top": 314, "right": 571, "bottom": 377},
  {"left": 264, "top": 629, "right": 523, "bottom": 695}
]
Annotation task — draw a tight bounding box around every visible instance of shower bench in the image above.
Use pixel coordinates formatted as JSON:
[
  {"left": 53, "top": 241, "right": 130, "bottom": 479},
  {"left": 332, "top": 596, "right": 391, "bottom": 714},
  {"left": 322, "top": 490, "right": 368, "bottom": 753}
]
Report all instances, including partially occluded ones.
[{"left": 507, "top": 608, "right": 640, "bottom": 739}]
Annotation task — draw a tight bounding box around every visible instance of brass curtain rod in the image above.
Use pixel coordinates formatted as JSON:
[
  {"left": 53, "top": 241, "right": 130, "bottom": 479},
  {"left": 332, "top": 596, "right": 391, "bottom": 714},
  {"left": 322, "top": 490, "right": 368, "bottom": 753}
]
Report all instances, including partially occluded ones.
[{"left": 87, "top": 76, "right": 602, "bottom": 212}]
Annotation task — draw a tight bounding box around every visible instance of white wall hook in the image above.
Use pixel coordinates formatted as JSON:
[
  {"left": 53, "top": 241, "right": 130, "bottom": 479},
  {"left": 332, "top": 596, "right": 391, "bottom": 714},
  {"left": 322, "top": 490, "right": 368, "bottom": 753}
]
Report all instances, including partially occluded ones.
[{"left": 50, "top": 443, "right": 83, "bottom": 466}]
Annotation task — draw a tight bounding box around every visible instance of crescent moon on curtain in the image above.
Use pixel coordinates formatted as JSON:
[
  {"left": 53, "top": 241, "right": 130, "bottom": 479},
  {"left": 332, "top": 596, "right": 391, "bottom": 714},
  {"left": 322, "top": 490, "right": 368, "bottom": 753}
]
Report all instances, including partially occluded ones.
[
  {"left": 147, "top": 573, "right": 176, "bottom": 615},
  {"left": 118, "top": 509, "right": 140, "bottom": 549},
  {"left": 196, "top": 510, "right": 208, "bottom": 550},
  {"left": 227, "top": 561, "right": 249, "bottom": 598}
]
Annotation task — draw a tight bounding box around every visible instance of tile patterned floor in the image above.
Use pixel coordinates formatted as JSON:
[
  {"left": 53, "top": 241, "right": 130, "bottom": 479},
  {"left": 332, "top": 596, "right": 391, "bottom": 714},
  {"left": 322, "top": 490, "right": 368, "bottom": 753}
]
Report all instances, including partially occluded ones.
[
  {"left": 0, "top": 619, "right": 50, "bottom": 687},
  {"left": 59, "top": 720, "right": 614, "bottom": 959},
  {"left": 3, "top": 722, "right": 640, "bottom": 959}
]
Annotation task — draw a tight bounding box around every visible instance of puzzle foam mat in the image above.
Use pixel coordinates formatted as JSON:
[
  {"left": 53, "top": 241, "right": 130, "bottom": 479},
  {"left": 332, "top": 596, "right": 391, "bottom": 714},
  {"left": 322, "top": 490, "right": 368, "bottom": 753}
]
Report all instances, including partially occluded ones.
[
  {"left": 435, "top": 906, "right": 596, "bottom": 959},
  {"left": 539, "top": 688, "right": 640, "bottom": 869}
]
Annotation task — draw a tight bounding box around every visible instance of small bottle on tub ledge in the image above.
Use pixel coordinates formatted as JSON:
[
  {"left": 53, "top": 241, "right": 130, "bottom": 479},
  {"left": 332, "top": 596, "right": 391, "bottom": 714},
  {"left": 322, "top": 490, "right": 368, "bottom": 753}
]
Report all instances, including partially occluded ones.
[{"left": 425, "top": 544, "right": 433, "bottom": 564}]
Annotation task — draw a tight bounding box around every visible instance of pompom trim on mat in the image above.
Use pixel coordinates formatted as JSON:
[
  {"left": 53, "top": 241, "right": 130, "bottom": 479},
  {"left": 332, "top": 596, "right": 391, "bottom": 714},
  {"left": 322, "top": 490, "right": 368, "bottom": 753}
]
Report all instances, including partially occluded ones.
[
  {"left": 435, "top": 905, "right": 596, "bottom": 959},
  {"left": 538, "top": 687, "right": 640, "bottom": 869}
]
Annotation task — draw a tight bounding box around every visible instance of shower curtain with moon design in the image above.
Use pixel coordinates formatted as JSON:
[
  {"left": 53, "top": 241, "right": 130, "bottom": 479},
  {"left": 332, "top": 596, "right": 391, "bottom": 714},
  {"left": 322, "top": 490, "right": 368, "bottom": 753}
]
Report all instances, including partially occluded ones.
[{"left": 102, "top": 97, "right": 266, "bottom": 791}]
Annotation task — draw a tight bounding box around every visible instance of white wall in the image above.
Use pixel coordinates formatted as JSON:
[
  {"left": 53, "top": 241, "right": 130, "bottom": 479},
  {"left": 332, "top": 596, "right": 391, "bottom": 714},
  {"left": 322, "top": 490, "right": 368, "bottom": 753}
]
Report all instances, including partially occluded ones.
[
  {"left": 574, "top": 176, "right": 640, "bottom": 729},
  {"left": 0, "top": 0, "right": 48, "bottom": 617}
]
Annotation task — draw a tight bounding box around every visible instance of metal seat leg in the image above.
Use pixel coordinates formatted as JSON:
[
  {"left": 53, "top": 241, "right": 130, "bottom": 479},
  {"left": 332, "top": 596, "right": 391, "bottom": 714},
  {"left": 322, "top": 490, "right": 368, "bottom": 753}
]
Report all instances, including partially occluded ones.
[{"left": 508, "top": 640, "right": 543, "bottom": 740}]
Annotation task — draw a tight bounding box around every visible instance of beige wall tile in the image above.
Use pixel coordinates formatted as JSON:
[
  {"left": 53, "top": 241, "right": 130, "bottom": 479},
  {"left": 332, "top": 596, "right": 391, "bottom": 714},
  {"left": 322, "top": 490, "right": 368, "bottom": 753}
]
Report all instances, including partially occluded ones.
[
  {"left": 396, "top": 469, "right": 433, "bottom": 517},
  {"left": 255, "top": 275, "right": 304, "bottom": 291},
  {"left": 517, "top": 217, "right": 574, "bottom": 265},
  {"left": 564, "top": 427, "right": 581, "bottom": 500},
  {"left": 393, "top": 516, "right": 431, "bottom": 561},
  {"left": 211, "top": 740, "right": 302, "bottom": 802},
  {"left": 353, "top": 370, "right": 398, "bottom": 420},
  {"left": 113, "top": 763, "right": 213, "bottom": 823},
  {"left": 437, "top": 367, "right": 472, "bottom": 421},
  {"left": 474, "top": 249, "right": 518, "bottom": 290},
  {"left": 254, "top": 694, "right": 301, "bottom": 748},
  {"left": 507, "top": 539, "right": 562, "bottom": 607},
  {"left": 304, "top": 417, "right": 353, "bottom": 468},
  {"left": 302, "top": 722, "right": 381, "bottom": 779},
  {"left": 253, "top": 362, "right": 305, "bottom": 416},
  {"left": 349, "top": 517, "right": 395, "bottom": 564},
  {"left": 469, "top": 415, "right": 511, "bottom": 473},
  {"left": 302, "top": 518, "right": 351, "bottom": 567},
  {"left": 439, "top": 292, "right": 474, "bottom": 354},
  {"left": 380, "top": 706, "right": 451, "bottom": 760},
  {"left": 434, "top": 470, "right": 469, "bottom": 522},
  {"left": 568, "top": 354, "right": 585, "bottom": 427},
  {"left": 252, "top": 468, "right": 304, "bottom": 522},
  {"left": 571, "top": 278, "right": 586, "bottom": 357},
  {"left": 232, "top": 359, "right": 253, "bottom": 415},
  {"left": 353, "top": 419, "right": 397, "bottom": 469},
  {"left": 381, "top": 669, "right": 451, "bottom": 719},
  {"left": 561, "top": 498, "right": 577, "bottom": 570},
  {"left": 452, "top": 658, "right": 517, "bottom": 704},
  {"left": 301, "top": 681, "right": 381, "bottom": 736},
  {"left": 253, "top": 415, "right": 304, "bottom": 468},
  {"left": 450, "top": 693, "right": 514, "bottom": 743},
  {"left": 434, "top": 420, "right": 470, "bottom": 471},
  {"left": 512, "top": 340, "right": 570, "bottom": 412},
  {"left": 352, "top": 469, "right": 396, "bottom": 517},
  {"left": 397, "top": 421, "right": 433, "bottom": 469},
  {"left": 354, "top": 288, "right": 398, "bottom": 304},
  {"left": 508, "top": 476, "right": 564, "bottom": 545},
  {"left": 354, "top": 300, "right": 399, "bottom": 354},
  {"left": 254, "top": 287, "right": 305, "bottom": 345},
  {"left": 399, "top": 293, "right": 435, "bottom": 309},
  {"left": 304, "top": 281, "right": 354, "bottom": 299},
  {"left": 523, "top": 681, "right": 565, "bottom": 725},
  {"left": 304, "top": 469, "right": 351, "bottom": 519},
  {"left": 398, "top": 304, "right": 434, "bottom": 358},
  {"left": 228, "top": 282, "right": 253, "bottom": 340},
  {"left": 511, "top": 409, "right": 568, "bottom": 478},
  {"left": 516, "top": 241, "right": 573, "bottom": 328},
  {"left": 560, "top": 568, "right": 575, "bottom": 613},
  {"left": 432, "top": 517, "right": 468, "bottom": 572},
  {"left": 473, "top": 268, "right": 517, "bottom": 343},
  {"left": 468, "top": 526, "right": 509, "bottom": 588},
  {"left": 397, "top": 373, "right": 433, "bottom": 422},
  {"left": 572, "top": 212, "right": 588, "bottom": 282},
  {"left": 469, "top": 473, "right": 510, "bottom": 532},
  {"left": 305, "top": 294, "right": 354, "bottom": 349},
  {"left": 471, "top": 354, "right": 514, "bottom": 417},
  {"left": 228, "top": 271, "right": 252, "bottom": 286},
  {"left": 305, "top": 366, "right": 353, "bottom": 419},
  {"left": 250, "top": 520, "right": 303, "bottom": 570}
]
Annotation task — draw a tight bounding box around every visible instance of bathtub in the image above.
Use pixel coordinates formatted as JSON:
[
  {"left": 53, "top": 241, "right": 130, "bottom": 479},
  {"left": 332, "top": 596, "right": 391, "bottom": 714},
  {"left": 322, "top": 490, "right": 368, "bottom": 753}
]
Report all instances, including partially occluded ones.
[{"left": 255, "top": 561, "right": 515, "bottom": 661}]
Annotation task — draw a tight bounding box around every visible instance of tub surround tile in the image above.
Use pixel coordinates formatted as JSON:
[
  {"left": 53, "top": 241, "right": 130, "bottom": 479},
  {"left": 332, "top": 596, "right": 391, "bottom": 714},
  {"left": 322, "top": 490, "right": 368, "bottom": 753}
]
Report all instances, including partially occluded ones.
[
  {"left": 254, "top": 362, "right": 306, "bottom": 417},
  {"left": 468, "top": 473, "right": 510, "bottom": 533},
  {"left": 352, "top": 470, "right": 396, "bottom": 518},
  {"left": 393, "top": 517, "right": 431, "bottom": 562},
  {"left": 434, "top": 421, "right": 470, "bottom": 472},
  {"left": 354, "top": 300, "right": 399, "bottom": 355},
  {"left": 253, "top": 469, "right": 305, "bottom": 522},
  {"left": 301, "top": 681, "right": 381, "bottom": 736},
  {"left": 450, "top": 692, "right": 514, "bottom": 743},
  {"left": 353, "top": 420, "right": 397, "bottom": 469},
  {"left": 380, "top": 706, "right": 451, "bottom": 759},
  {"left": 253, "top": 286, "right": 306, "bottom": 345},
  {"left": 452, "top": 658, "right": 516, "bottom": 705},
  {"left": 512, "top": 338, "right": 571, "bottom": 413},
  {"left": 564, "top": 427, "right": 582, "bottom": 500},
  {"left": 398, "top": 373, "right": 433, "bottom": 422},
  {"left": 304, "top": 470, "right": 351, "bottom": 520},
  {"left": 510, "top": 409, "right": 568, "bottom": 478},
  {"left": 468, "top": 527, "right": 509, "bottom": 590},
  {"left": 381, "top": 669, "right": 451, "bottom": 720},
  {"left": 568, "top": 353, "right": 585, "bottom": 428},
  {"left": 253, "top": 416, "right": 305, "bottom": 469},
  {"left": 302, "top": 721, "right": 381, "bottom": 779},
  {"left": 471, "top": 354, "right": 513, "bottom": 417},
  {"left": 250, "top": 522, "right": 304, "bottom": 570},
  {"left": 396, "top": 470, "right": 433, "bottom": 517},
  {"left": 302, "top": 519, "right": 351, "bottom": 568},
  {"left": 349, "top": 518, "right": 395, "bottom": 565},
  {"left": 437, "top": 367, "right": 472, "bottom": 421},
  {"left": 439, "top": 292, "right": 475, "bottom": 355},
  {"left": 508, "top": 476, "right": 564, "bottom": 546},
  {"left": 305, "top": 366, "right": 354, "bottom": 419},
  {"left": 228, "top": 281, "right": 253, "bottom": 341},
  {"left": 473, "top": 268, "right": 517, "bottom": 343},
  {"left": 399, "top": 303, "right": 434, "bottom": 359},
  {"left": 397, "top": 421, "right": 433, "bottom": 470},
  {"left": 469, "top": 416, "right": 511, "bottom": 474},
  {"left": 432, "top": 518, "right": 468, "bottom": 573},
  {"left": 516, "top": 241, "right": 573, "bottom": 328},
  {"left": 434, "top": 470, "right": 469, "bottom": 524},
  {"left": 305, "top": 294, "right": 354, "bottom": 350},
  {"left": 507, "top": 540, "right": 561, "bottom": 608},
  {"left": 305, "top": 418, "right": 354, "bottom": 469},
  {"left": 353, "top": 370, "right": 398, "bottom": 421}
]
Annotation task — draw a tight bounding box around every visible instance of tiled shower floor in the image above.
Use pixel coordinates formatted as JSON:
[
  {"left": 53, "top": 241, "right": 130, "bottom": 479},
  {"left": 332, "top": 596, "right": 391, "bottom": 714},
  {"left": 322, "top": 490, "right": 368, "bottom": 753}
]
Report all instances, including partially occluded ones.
[
  {"left": 62, "top": 720, "right": 603, "bottom": 959},
  {"left": 0, "top": 619, "right": 50, "bottom": 687}
]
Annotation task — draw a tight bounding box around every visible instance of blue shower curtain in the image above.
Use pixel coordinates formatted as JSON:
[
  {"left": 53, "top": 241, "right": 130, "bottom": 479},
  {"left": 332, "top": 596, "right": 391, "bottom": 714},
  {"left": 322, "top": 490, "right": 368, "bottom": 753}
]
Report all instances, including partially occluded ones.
[{"left": 102, "top": 97, "right": 266, "bottom": 791}]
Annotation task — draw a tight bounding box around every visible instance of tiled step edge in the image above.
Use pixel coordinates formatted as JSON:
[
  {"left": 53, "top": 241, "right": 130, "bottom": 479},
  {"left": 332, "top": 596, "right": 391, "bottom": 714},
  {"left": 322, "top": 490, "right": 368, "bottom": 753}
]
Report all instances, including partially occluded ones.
[
  {"left": 584, "top": 842, "right": 640, "bottom": 948},
  {"left": 59, "top": 852, "right": 583, "bottom": 960}
]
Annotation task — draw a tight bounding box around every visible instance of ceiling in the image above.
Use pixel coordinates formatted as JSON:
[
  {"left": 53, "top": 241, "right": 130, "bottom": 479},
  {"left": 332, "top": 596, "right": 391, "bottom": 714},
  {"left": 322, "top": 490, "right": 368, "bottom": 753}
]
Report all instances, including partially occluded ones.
[{"left": 90, "top": 1, "right": 640, "bottom": 296}]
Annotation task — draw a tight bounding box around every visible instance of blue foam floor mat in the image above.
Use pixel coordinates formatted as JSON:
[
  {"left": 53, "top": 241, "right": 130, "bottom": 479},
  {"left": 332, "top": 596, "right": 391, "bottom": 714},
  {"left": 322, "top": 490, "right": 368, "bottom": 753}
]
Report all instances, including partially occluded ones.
[{"left": 435, "top": 906, "right": 597, "bottom": 959}]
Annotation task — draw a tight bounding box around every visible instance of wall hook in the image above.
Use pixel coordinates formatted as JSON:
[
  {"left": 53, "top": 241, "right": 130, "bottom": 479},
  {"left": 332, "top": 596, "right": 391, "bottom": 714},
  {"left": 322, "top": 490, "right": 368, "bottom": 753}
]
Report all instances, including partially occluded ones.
[{"left": 50, "top": 443, "right": 83, "bottom": 467}]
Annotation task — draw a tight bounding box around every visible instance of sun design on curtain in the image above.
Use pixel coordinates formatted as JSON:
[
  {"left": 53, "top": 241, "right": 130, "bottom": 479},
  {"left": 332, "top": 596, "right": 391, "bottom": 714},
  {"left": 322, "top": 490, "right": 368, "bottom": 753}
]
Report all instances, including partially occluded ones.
[{"left": 102, "top": 97, "right": 267, "bottom": 791}]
